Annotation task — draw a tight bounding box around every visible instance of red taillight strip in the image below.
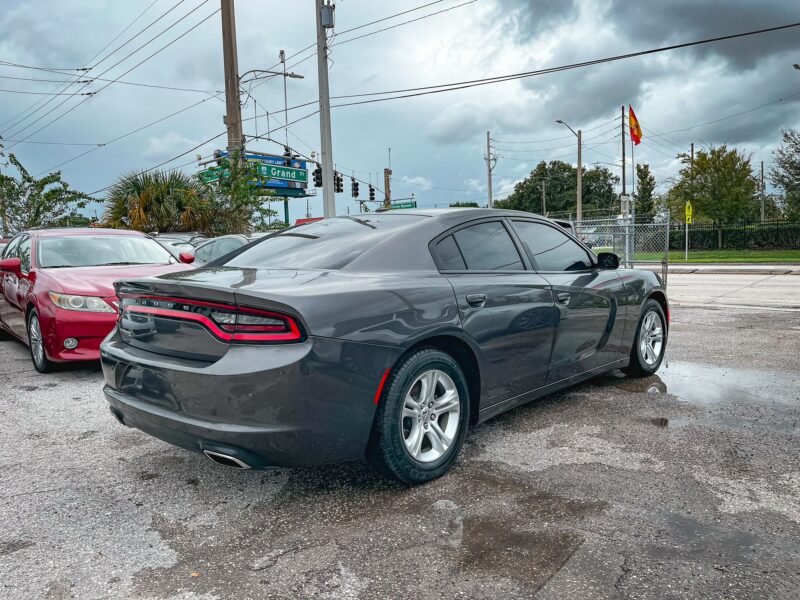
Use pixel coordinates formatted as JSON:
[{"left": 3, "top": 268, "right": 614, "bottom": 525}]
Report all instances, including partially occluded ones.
[
  {"left": 373, "top": 368, "right": 392, "bottom": 405},
  {"left": 124, "top": 305, "right": 301, "bottom": 342}
]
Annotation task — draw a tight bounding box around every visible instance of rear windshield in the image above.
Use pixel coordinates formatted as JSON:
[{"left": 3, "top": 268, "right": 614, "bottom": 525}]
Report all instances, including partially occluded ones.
[
  {"left": 223, "top": 215, "right": 426, "bottom": 270},
  {"left": 38, "top": 235, "right": 176, "bottom": 268}
]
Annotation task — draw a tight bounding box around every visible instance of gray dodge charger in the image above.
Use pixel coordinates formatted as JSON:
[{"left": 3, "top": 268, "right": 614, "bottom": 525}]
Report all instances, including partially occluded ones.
[{"left": 101, "top": 209, "right": 668, "bottom": 484}]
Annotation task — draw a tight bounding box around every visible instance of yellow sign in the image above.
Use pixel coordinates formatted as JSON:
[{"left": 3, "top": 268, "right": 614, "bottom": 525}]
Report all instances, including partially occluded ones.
[{"left": 685, "top": 201, "right": 693, "bottom": 224}]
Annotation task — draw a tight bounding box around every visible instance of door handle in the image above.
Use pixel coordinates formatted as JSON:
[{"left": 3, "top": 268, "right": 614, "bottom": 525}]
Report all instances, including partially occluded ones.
[
  {"left": 466, "top": 293, "right": 487, "bottom": 307},
  {"left": 557, "top": 292, "right": 571, "bottom": 306}
]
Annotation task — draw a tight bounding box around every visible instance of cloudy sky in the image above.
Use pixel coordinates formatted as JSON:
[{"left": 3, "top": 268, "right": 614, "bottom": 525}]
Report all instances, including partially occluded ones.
[{"left": 1, "top": 0, "right": 798, "bottom": 222}]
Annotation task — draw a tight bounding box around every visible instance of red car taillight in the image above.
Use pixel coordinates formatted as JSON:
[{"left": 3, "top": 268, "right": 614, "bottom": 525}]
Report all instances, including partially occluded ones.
[{"left": 119, "top": 295, "right": 302, "bottom": 343}]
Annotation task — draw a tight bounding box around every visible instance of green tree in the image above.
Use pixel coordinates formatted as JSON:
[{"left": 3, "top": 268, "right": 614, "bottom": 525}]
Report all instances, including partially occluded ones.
[
  {"left": 634, "top": 163, "right": 656, "bottom": 216},
  {"left": 770, "top": 129, "right": 800, "bottom": 219},
  {"left": 103, "top": 169, "right": 210, "bottom": 233},
  {"left": 0, "top": 153, "right": 90, "bottom": 235},
  {"left": 450, "top": 201, "right": 479, "bottom": 208},
  {"left": 496, "top": 160, "right": 619, "bottom": 217},
  {"left": 200, "top": 151, "right": 289, "bottom": 235},
  {"left": 665, "top": 145, "right": 758, "bottom": 247}
]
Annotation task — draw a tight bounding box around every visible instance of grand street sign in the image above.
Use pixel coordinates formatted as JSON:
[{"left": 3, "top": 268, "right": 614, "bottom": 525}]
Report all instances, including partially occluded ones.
[{"left": 256, "top": 163, "right": 308, "bottom": 184}]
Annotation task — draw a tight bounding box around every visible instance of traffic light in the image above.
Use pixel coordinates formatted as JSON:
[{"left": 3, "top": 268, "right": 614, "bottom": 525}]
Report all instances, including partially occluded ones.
[
  {"left": 369, "top": 185, "right": 375, "bottom": 201},
  {"left": 351, "top": 178, "right": 359, "bottom": 198},
  {"left": 313, "top": 165, "right": 322, "bottom": 187},
  {"left": 334, "top": 171, "right": 343, "bottom": 193},
  {"left": 282, "top": 147, "right": 292, "bottom": 166}
]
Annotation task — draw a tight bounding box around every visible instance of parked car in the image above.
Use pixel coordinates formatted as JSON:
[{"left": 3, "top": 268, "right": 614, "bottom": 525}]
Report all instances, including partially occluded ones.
[
  {"left": 148, "top": 231, "right": 206, "bottom": 254},
  {"left": 101, "top": 209, "right": 668, "bottom": 484},
  {"left": 191, "top": 234, "right": 249, "bottom": 265},
  {"left": 0, "top": 228, "right": 194, "bottom": 372}
]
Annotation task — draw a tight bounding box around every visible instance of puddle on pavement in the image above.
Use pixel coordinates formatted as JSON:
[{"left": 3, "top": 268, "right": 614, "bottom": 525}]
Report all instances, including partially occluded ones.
[
  {"left": 601, "top": 361, "right": 800, "bottom": 408},
  {"left": 598, "top": 361, "right": 800, "bottom": 433}
]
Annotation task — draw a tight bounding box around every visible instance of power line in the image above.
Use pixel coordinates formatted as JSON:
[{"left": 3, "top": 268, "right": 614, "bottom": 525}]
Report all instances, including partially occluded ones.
[
  {"left": 326, "top": 21, "right": 800, "bottom": 106},
  {"left": 34, "top": 92, "right": 225, "bottom": 175},
  {"left": 330, "top": 0, "right": 477, "bottom": 46},
  {"left": 0, "top": 89, "right": 96, "bottom": 96},
  {"left": 492, "top": 118, "right": 618, "bottom": 144},
  {"left": 0, "top": 71, "right": 222, "bottom": 94},
  {"left": 6, "top": 5, "right": 219, "bottom": 148},
  {"left": 1, "top": 0, "right": 186, "bottom": 137},
  {"left": 335, "top": 0, "right": 450, "bottom": 36},
  {"left": 88, "top": 110, "right": 321, "bottom": 196}
]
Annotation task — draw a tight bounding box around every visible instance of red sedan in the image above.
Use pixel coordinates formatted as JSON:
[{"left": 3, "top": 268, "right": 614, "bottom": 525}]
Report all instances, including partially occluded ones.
[{"left": 0, "top": 228, "right": 194, "bottom": 372}]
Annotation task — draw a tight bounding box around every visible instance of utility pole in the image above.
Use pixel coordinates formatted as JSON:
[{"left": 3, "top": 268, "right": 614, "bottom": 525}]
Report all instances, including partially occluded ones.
[
  {"left": 280, "top": 50, "right": 290, "bottom": 149},
  {"left": 0, "top": 140, "right": 6, "bottom": 237},
  {"left": 576, "top": 129, "right": 582, "bottom": 222},
  {"left": 383, "top": 167, "right": 392, "bottom": 208},
  {"left": 541, "top": 179, "right": 546, "bottom": 215},
  {"left": 760, "top": 160, "right": 765, "bottom": 221},
  {"left": 621, "top": 105, "right": 626, "bottom": 196},
  {"left": 556, "top": 119, "right": 582, "bottom": 221},
  {"left": 485, "top": 131, "right": 496, "bottom": 208},
  {"left": 315, "top": 0, "right": 336, "bottom": 218},
  {"left": 220, "top": 0, "right": 243, "bottom": 161}
]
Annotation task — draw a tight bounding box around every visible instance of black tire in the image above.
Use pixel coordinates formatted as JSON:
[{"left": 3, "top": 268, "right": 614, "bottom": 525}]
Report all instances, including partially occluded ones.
[
  {"left": 28, "top": 311, "right": 55, "bottom": 374},
  {"left": 623, "top": 299, "right": 667, "bottom": 378},
  {"left": 367, "top": 348, "right": 470, "bottom": 484}
]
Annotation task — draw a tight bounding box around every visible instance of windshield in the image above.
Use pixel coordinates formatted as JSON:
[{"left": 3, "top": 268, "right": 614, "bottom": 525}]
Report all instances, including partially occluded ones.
[
  {"left": 223, "top": 215, "right": 426, "bottom": 270},
  {"left": 38, "top": 235, "right": 175, "bottom": 268}
]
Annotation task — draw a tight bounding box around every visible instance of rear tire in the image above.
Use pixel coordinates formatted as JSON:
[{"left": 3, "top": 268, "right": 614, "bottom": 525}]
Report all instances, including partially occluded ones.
[
  {"left": 28, "top": 311, "right": 55, "bottom": 374},
  {"left": 367, "top": 348, "right": 470, "bottom": 484},
  {"left": 623, "top": 299, "right": 667, "bottom": 378}
]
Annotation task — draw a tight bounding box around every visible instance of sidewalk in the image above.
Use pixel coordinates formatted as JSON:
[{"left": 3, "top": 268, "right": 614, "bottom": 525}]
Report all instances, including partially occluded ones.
[{"left": 640, "top": 263, "right": 800, "bottom": 275}]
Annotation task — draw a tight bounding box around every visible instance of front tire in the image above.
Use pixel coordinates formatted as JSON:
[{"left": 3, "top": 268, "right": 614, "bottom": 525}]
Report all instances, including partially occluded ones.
[
  {"left": 623, "top": 299, "right": 667, "bottom": 378},
  {"left": 367, "top": 348, "right": 470, "bottom": 484},
  {"left": 28, "top": 311, "right": 55, "bottom": 373}
]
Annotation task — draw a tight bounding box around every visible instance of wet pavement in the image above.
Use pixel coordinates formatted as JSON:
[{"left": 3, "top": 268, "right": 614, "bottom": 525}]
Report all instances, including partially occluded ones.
[{"left": 1, "top": 305, "right": 799, "bottom": 599}]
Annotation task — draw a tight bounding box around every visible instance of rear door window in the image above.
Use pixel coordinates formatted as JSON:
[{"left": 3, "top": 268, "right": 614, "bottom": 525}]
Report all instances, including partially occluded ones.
[{"left": 451, "top": 221, "right": 523, "bottom": 271}]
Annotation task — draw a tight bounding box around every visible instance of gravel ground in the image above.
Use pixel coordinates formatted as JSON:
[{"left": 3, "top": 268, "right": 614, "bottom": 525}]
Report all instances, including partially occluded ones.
[{"left": 1, "top": 305, "right": 799, "bottom": 599}]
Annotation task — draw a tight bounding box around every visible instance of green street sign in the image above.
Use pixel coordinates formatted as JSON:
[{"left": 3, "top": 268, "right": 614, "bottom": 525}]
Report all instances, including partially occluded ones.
[
  {"left": 257, "top": 163, "right": 308, "bottom": 183},
  {"left": 390, "top": 201, "right": 417, "bottom": 209},
  {"left": 198, "top": 166, "right": 227, "bottom": 183}
]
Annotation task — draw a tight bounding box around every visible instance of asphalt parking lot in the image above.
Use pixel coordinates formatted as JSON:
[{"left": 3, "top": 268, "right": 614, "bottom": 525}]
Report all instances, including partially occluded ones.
[{"left": 1, "top": 296, "right": 799, "bottom": 598}]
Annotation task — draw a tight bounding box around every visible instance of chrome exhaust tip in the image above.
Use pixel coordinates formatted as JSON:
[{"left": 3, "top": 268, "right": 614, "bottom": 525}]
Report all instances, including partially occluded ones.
[{"left": 202, "top": 449, "right": 251, "bottom": 470}]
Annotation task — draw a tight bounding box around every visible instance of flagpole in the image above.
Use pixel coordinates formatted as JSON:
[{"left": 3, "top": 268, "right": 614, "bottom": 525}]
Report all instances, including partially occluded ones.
[{"left": 631, "top": 135, "right": 636, "bottom": 264}]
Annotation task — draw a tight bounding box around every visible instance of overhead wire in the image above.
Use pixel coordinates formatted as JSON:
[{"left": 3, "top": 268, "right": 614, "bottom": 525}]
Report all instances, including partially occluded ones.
[
  {"left": 6, "top": 4, "right": 219, "bottom": 149},
  {"left": 1, "top": 0, "right": 184, "bottom": 137}
]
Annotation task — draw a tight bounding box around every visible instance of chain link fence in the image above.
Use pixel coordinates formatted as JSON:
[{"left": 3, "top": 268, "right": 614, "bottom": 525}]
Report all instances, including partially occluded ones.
[{"left": 575, "top": 216, "right": 670, "bottom": 287}]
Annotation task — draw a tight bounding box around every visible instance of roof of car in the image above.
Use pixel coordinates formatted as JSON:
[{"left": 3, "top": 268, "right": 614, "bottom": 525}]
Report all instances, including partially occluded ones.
[
  {"left": 26, "top": 228, "right": 148, "bottom": 238},
  {"left": 366, "top": 207, "right": 551, "bottom": 220}
]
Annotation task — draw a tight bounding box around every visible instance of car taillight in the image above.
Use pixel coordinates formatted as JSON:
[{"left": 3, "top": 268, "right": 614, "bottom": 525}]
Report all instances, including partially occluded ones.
[{"left": 119, "top": 296, "right": 302, "bottom": 343}]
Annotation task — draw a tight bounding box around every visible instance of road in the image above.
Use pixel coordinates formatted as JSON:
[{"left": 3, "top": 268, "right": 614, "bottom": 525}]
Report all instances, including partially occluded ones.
[
  {"left": 668, "top": 272, "right": 800, "bottom": 310},
  {"left": 1, "top": 278, "right": 799, "bottom": 599}
]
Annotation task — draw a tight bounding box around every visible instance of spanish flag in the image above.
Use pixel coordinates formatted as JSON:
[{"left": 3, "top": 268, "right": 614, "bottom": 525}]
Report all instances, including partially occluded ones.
[{"left": 629, "top": 105, "right": 642, "bottom": 145}]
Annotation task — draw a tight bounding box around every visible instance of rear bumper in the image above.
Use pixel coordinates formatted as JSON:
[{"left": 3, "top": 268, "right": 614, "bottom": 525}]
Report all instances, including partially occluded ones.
[{"left": 100, "top": 331, "right": 401, "bottom": 468}]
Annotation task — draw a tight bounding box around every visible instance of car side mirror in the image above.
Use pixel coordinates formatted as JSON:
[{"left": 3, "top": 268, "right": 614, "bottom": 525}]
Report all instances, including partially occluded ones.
[
  {"left": 0, "top": 257, "right": 21, "bottom": 274},
  {"left": 178, "top": 252, "right": 196, "bottom": 264},
  {"left": 596, "top": 252, "right": 620, "bottom": 270}
]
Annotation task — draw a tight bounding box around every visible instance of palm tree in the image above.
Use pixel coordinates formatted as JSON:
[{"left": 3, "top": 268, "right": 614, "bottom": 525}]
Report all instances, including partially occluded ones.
[{"left": 103, "top": 170, "right": 211, "bottom": 233}]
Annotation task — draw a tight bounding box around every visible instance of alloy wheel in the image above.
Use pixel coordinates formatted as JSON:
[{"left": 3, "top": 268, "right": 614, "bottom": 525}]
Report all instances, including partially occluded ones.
[
  {"left": 29, "top": 315, "right": 45, "bottom": 369},
  {"left": 401, "top": 369, "right": 461, "bottom": 463},
  {"left": 639, "top": 310, "right": 664, "bottom": 367}
]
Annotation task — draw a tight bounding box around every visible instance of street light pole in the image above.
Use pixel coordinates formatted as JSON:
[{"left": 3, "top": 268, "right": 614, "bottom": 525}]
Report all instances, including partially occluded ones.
[
  {"left": 315, "top": 0, "right": 336, "bottom": 218},
  {"left": 220, "top": 0, "right": 243, "bottom": 161},
  {"left": 556, "top": 120, "right": 582, "bottom": 222}
]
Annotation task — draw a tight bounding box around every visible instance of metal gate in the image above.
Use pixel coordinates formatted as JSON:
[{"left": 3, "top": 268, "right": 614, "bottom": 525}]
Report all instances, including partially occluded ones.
[{"left": 575, "top": 216, "right": 670, "bottom": 288}]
